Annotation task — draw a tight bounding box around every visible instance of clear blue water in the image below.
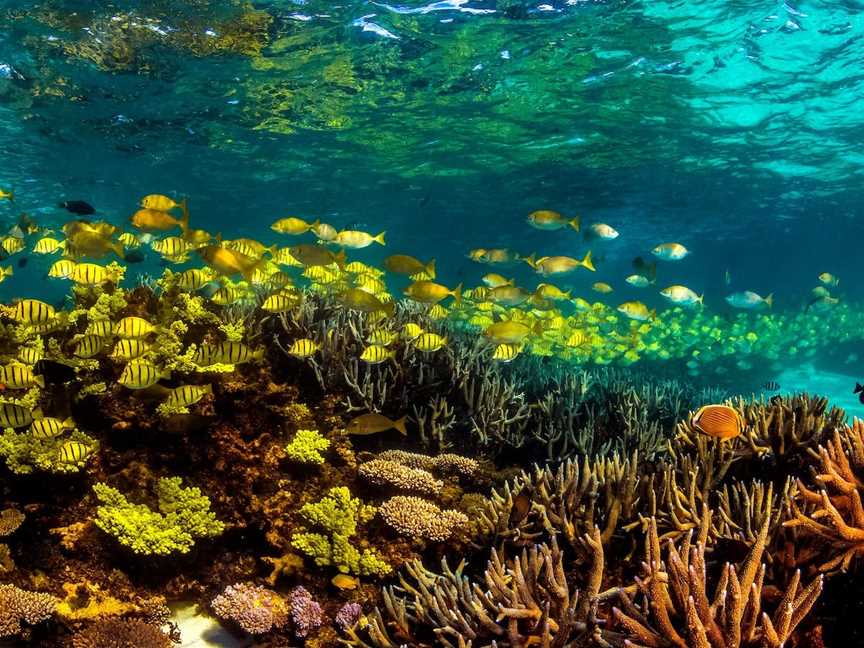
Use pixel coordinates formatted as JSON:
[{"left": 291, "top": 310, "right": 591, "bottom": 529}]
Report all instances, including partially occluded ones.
[{"left": 1, "top": 0, "right": 863, "bottom": 405}]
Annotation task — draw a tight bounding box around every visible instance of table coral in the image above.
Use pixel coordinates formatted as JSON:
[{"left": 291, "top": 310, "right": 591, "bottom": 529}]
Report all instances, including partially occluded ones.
[{"left": 377, "top": 496, "right": 468, "bottom": 542}]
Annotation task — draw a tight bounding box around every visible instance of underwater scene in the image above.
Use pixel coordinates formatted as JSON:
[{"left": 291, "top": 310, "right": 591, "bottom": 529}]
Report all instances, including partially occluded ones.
[{"left": 1, "top": 0, "right": 864, "bottom": 646}]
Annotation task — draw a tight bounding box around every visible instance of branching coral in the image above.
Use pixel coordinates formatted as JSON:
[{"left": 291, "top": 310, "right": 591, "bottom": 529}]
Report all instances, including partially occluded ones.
[
  {"left": 785, "top": 417, "right": 864, "bottom": 572},
  {"left": 344, "top": 529, "right": 605, "bottom": 648},
  {"left": 611, "top": 512, "right": 822, "bottom": 648},
  {"left": 285, "top": 428, "right": 331, "bottom": 464},
  {"left": 93, "top": 477, "right": 224, "bottom": 555},
  {"left": 0, "top": 583, "right": 58, "bottom": 638},
  {"left": 0, "top": 426, "right": 98, "bottom": 474},
  {"left": 289, "top": 586, "right": 326, "bottom": 639},
  {"left": 71, "top": 618, "right": 174, "bottom": 648},
  {"left": 359, "top": 458, "right": 443, "bottom": 495},
  {"left": 291, "top": 487, "right": 391, "bottom": 576},
  {"left": 211, "top": 582, "right": 288, "bottom": 635}
]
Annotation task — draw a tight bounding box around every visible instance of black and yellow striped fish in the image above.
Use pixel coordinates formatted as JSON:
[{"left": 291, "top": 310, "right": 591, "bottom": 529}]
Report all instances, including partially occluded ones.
[
  {"left": 176, "top": 268, "right": 213, "bottom": 291},
  {"left": 261, "top": 292, "right": 299, "bottom": 314},
  {"left": 288, "top": 338, "right": 319, "bottom": 358},
  {"left": 0, "top": 363, "right": 46, "bottom": 389},
  {"left": 110, "top": 338, "right": 151, "bottom": 361},
  {"left": 194, "top": 342, "right": 264, "bottom": 366},
  {"left": 13, "top": 299, "right": 56, "bottom": 324},
  {"left": 70, "top": 263, "right": 113, "bottom": 286},
  {"left": 164, "top": 384, "right": 213, "bottom": 408},
  {"left": 57, "top": 441, "right": 92, "bottom": 464},
  {"left": 74, "top": 334, "right": 108, "bottom": 359},
  {"left": 114, "top": 316, "right": 157, "bottom": 339},
  {"left": 0, "top": 402, "right": 39, "bottom": 428},
  {"left": 17, "top": 346, "right": 43, "bottom": 365},
  {"left": 118, "top": 360, "right": 170, "bottom": 389},
  {"left": 31, "top": 416, "right": 75, "bottom": 439},
  {"left": 85, "top": 319, "right": 114, "bottom": 337}
]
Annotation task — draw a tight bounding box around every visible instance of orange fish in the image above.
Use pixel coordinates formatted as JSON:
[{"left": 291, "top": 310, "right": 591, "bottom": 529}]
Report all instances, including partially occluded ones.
[{"left": 691, "top": 404, "right": 742, "bottom": 440}]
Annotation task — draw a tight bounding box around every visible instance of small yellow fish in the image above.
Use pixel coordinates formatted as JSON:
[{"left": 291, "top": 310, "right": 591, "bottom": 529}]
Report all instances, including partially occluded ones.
[
  {"left": 401, "top": 323, "right": 424, "bottom": 340},
  {"left": 467, "top": 248, "right": 520, "bottom": 265},
  {"left": 152, "top": 236, "right": 192, "bottom": 259},
  {"left": 652, "top": 242, "right": 689, "bottom": 261},
  {"left": 289, "top": 244, "right": 346, "bottom": 268},
  {"left": 526, "top": 210, "right": 580, "bottom": 231},
  {"left": 110, "top": 338, "right": 151, "bottom": 361},
  {"left": 140, "top": 194, "right": 185, "bottom": 211},
  {"left": 288, "top": 338, "right": 319, "bottom": 358},
  {"left": 12, "top": 299, "right": 57, "bottom": 324},
  {"left": 660, "top": 285, "right": 702, "bottom": 307},
  {"left": 85, "top": 319, "right": 114, "bottom": 337},
  {"left": 118, "top": 232, "right": 141, "bottom": 248},
  {"left": 74, "top": 334, "right": 109, "bottom": 359},
  {"left": 261, "top": 292, "right": 300, "bottom": 314},
  {"left": 617, "top": 301, "right": 655, "bottom": 321},
  {"left": 534, "top": 283, "right": 571, "bottom": 301},
  {"left": 345, "top": 413, "right": 407, "bottom": 436},
  {"left": 530, "top": 251, "right": 595, "bottom": 275},
  {"left": 57, "top": 441, "right": 93, "bottom": 465},
  {"left": 17, "top": 347, "right": 43, "bottom": 365},
  {"left": 481, "top": 273, "right": 512, "bottom": 288},
  {"left": 33, "top": 237, "right": 65, "bottom": 254},
  {"left": 30, "top": 417, "right": 75, "bottom": 439},
  {"left": 311, "top": 221, "right": 338, "bottom": 241},
  {"left": 70, "top": 263, "right": 116, "bottom": 286},
  {"left": 48, "top": 259, "right": 77, "bottom": 279},
  {"left": 0, "top": 189, "right": 14, "bottom": 202},
  {"left": 360, "top": 345, "right": 395, "bottom": 364},
  {"left": 592, "top": 282, "right": 613, "bottom": 294},
  {"left": 131, "top": 207, "right": 189, "bottom": 233},
  {"left": 384, "top": 255, "right": 435, "bottom": 278},
  {"left": 818, "top": 272, "right": 839, "bottom": 287},
  {"left": 413, "top": 333, "right": 447, "bottom": 352},
  {"left": 176, "top": 268, "right": 214, "bottom": 291},
  {"left": 118, "top": 360, "right": 170, "bottom": 389},
  {"left": 427, "top": 304, "right": 448, "bottom": 320},
  {"left": 367, "top": 329, "right": 397, "bottom": 346},
  {"left": 1, "top": 236, "right": 25, "bottom": 255},
  {"left": 484, "top": 320, "right": 536, "bottom": 344},
  {"left": 114, "top": 317, "right": 157, "bottom": 339},
  {"left": 195, "top": 342, "right": 264, "bottom": 366},
  {"left": 492, "top": 343, "right": 522, "bottom": 362},
  {"left": 164, "top": 384, "right": 213, "bottom": 408},
  {"left": 331, "top": 574, "right": 360, "bottom": 590},
  {"left": 489, "top": 286, "right": 531, "bottom": 306},
  {"left": 403, "top": 281, "right": 461, "bottom": 304},
  {"left": 0, "top": 402, "right": 39, "bottom": 428},
  {"left": 0, "top": 363, "right": 45, "bottom": 389},
  {"left": 334, "top": 230, "right": 385, "bottom": 249},
  {"left": 337, "top": 288, "right": 393, "bottom": 315},
  {"left": 271, "top": 217, "right": 317, "bottom": 235}
]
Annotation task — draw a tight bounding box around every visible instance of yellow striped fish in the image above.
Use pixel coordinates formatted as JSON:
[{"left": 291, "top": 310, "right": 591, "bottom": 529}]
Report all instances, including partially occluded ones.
[
  {"left": 428, "top": 305, "right": 448, "bottom": 320},
  {"left": 114, "top": 316, "right": 157, "bottom": 338},
  {"left": 57, "top": 441, "right": 93, "bottom": 465},
  {"left": 33, "top": 237, "right": 65, "bottom": 254},
  {"left": 360, "top": 345, "right": 395, "bottom": 364},
  {"left": 492, "top": 343, "right": 522, "bottom": 362},
  {"left": 210, "top": 285, "right": 245, "bottom": 306},
  {"left": 70, "top": 263, "right": 116, "bottom": 286},
  {"left": 0, "top": 363, "right": 45, "bottom": 389},
  {"left": 17, "top": 346, "right": 43, "bottom": 365},
  {"left": 1, "top": 236, "right": 24, "bottom": 255},
  {"left": 118, "top": 360, "right": 170, "bottom": 389},
  {"left": 194, "top": 342, "right": 264, "bottom": 366},
  {"left": 273, "top": 248, "right": 303, "bottom": 267},
  {"left": 0, "top": 266, "right": 12, "bottom": 284},
  {"left": 13, "top": 299, "right": 56, "bottom": 324},
  {"left": 152, "top": 236, "right": 191, "bottom": 259},
  {"left": 74, "top": 334, "right": 109, "bottom": 359},
  {"left": 288, "top": 338, "right": 319, "bottom": 358},
  {"left": 261, "top": 293, "right": 299, "bottom": 314},
  {"left": 164, "top": 384, "right": 213, "bottom": 408},
  {"left": 401, "top": 323, "right": 424, "bottom": 340},
  {"left": 31, "top": 417, "right": 75, "bottom": 439},
  {"left": 366, "top": 329, "right": 397, "bottom": 346},
  {"left": 118, "top": 232, "right": 141, "bottom": 248},
  {"left": 177, "top": 268, "right": 214, "bottom": 291},
  {"left": 110, "top": 339, "right": 151, "bottom": 361},
  {"left": 85, "top": 319, "right": 114, "bottom": 337},
  {"left": 0, "top": 402, "right": 39, "bottom": 428},
  {"left": 413, "top": 333, "right": 447, "bottom": 352},
  {"left": 48, "top": 259, "right": 77, "bottom": 279}
]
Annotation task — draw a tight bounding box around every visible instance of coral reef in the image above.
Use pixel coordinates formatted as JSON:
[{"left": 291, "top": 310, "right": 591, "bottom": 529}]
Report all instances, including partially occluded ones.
[
  {"left": 70, "top": 618, "right": 174, "bottom": 648},
  {"left": 211, "top": 582, "right": 288, "bottom": 635},
  {"left": 377, "top": 496, "right": 468, "bottom": 542},
  {"left": 0, "top": 583, "right": 57, "bottom": 638},
  {"left": 289, "top": 586, "right": 326, "bottom": 639},
  {"left": 286, "top": 428, "right": 331, "bottom": 465}
]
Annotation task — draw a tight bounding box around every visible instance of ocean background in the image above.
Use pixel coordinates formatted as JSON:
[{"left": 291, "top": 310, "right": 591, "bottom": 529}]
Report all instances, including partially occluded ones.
[{"left": 1, "top": 0, "right": 863, "bottom": 416}]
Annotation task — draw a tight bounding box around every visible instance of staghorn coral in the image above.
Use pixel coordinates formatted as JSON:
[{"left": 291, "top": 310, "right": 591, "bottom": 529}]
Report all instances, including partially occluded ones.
[
  {"left": 611, "top": 512, "right": 822, "bottom": 648},
  {"left": 291, "top": 487, "right": 391, "bottom": 576},
  {"left": 285, "top": 428, "right": 331, "bottom": 465},
  {"left": 785, "top": 417, "right": 864, "bottom": 572},
  {"left": 377, "top": 496, "right": 468, "bottom": 543},
  {"left": 210, "top": 582, "right": 288, "bottom": 635},
  {"left": 344, "top": 529, "right": 605, "bottom": 648},
  {"left": 480, "top": 452, "right": 640, "bottom": 553},
  {"left": 359, "top": 458, "right": 443, "bottom": 495},
  {"left": 70, "top": 617, "right": 174, "bottom": 648},
  {"left": 93, "top": 477, "right": 224, "bottom": 556},
  {"left": 0, "top": 583, "right": 58, "bottom": 638}
]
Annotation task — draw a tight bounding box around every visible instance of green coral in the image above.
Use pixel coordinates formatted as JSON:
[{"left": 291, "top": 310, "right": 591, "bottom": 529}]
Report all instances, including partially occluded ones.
[
  {"left": 218, "top": 322, "right": 245, "bottom": 342},
  {"left": 291, "top": 487, "right": 390, "bottom": 577},
  {"left": 93, "top": 477, "right": 224, "bottom": 556},
  {"left": 285, "top": 429, "right": 330, "bottom": 465},
  {"left": 76, "top": 382, "right": 107, "bottom": 398},
  {"left": 0, "top": 427, "right": 98, "bottom": 474}
]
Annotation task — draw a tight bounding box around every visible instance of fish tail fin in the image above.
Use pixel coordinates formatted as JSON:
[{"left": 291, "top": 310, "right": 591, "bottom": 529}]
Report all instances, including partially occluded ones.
[
  {"left": 452, "top": 283, "right": 462, "bottom": 304},
  {"left": 581, "top": 250, "right": 596, "bottom": 272},
  {"left": 253, "top": 347, "right": 266, "bottom": 361},
  {"left": 425, "top": 258, "right": 436, "bottom": 279},
  {"left": 31, "top": 407, "right": 43, "bottom": 420},
  {"left": 7, "top": 192, "right": 14, "bottom": 202},
  {"left": 698, "top": 294, "right": 704, "bottom": 306},
  {"left": 569, "top": 215, "right": 581, "bottom": 232},
  {"left": 650, "top": 308, "right": 657, "bottom": 321},
  {"left": 764, "top": 293, "right": 773, "bottom": 309},
  {"left": 309, "top": 219, "right": 320, "bottom": 232},
  {"left": 35, "top": 374, "right": 45, "bottom": 388},
  {"left": 334, "top": 249, "right": 347, "bottom": 269},
  {"left": 524, "top": 253, "right": 537, "bottom": 269},
  {"left": 178, "top": 198, "right": 190, "bottom": 234},
  {"left": 374, "top": 231, "right": 386, "bottom": 246},
  {"left": 267, "top": 244, "right": 278, "bottom": 257},
  {"left": 393, "top": 415, "right": 408, "bottom": 436},
  {"left": 62, "top": 417, "right": 75, "bottom": 429},
  {"left": 2, "top": 266, "right": 12, "bottom": 277}
]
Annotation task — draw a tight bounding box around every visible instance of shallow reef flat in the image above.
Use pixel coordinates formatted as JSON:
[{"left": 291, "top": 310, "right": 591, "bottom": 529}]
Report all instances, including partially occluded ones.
[{"left": 0, "top": 275, "right": 861, "bottom": 647}]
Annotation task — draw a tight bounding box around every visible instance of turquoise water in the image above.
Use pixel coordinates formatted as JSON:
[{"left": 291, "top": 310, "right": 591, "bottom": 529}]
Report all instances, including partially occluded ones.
[{"left": 2, "top": 0, "right": 863, "bottom": 401}]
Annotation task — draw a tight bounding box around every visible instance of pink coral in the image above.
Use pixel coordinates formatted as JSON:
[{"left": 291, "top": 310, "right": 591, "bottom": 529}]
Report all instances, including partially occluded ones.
[
  {"left": 289, "top": 586, "right": 325, "bottom": 638},
  {"left": 210, "top": 582, "right": 288, "bottom": 635},
  {"left": 335, "top": 602, "right": 362, "bottom": 633}
]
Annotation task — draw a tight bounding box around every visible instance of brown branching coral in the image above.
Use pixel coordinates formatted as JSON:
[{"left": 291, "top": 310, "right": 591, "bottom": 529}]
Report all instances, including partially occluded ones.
[
  {"left": 376, "top": 449, "right": 479, "bottom": 478},
  {"left": 71, "top": 617, "right": 175, "bottom": 648},
  {"left": 0, "top": 583, "right": 58, "bottom": 638},
  {"left": 785, "top": 417, "right": 864, "bottom": 572},
  {"left": 344, "top": 530, "right": 606, "bottom": 648},
  {"left": 610, "top": 512, "right": 822, "bottom": 648},
  {"left": 480, "top": 452, "right": 640, "bottom": 554}
]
